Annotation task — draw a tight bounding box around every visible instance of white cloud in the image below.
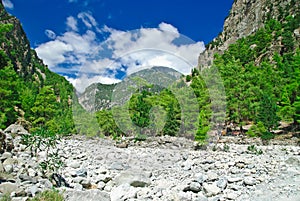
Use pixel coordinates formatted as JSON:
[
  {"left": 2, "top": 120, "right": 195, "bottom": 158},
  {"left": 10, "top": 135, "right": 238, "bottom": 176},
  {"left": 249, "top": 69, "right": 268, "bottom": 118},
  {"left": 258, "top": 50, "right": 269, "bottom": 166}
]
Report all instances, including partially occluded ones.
[
  {"left": 3, "top": 0, "right": 14, "bottom": 9},
  {"left": 35, "top": 13, "right": 205, "bottom": 93},
  {"left": 66, "top": 16, "right": 78, "bottom": 32},
  {"left": 36, "top": 40, "right": 73, "bottom": 67},
  {"left": 66, "top": 74, "right": 121, "bottom": 93},
  {"left": 45, "top": 29, "right": 56, "bottom": 39},
  {"left": 78, "top": 12, "right": 97, "bottom": 29}
]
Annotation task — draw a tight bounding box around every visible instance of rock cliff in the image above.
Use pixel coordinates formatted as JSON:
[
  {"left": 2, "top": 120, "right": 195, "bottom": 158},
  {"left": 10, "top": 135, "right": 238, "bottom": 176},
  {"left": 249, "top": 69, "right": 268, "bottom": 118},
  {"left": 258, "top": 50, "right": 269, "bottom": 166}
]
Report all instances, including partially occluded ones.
[{"left": 198, "top": 0, "right": 300, "bottom": 68}]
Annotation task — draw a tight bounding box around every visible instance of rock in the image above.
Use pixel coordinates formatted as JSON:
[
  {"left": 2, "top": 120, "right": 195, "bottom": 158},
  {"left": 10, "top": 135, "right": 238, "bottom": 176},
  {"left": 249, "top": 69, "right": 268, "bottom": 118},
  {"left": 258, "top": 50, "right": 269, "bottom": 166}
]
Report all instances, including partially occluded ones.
[
  {"left": 0, "top": 152, "right": 12, "bottom": 160},
  {"left": 76, "top": 169, "right": 88, "bottom": 177},
  {"left": 182, "top": 160, "right": 193, "bottom": 171},
  {"left": 243, "top": 177, "right": 257, "bottom": 186},
  {"left": 109, "top": 162, "right": 125, "bottom": 170},
  {"left": 4, "top": 124, "right": 28, "bottom": 135},
  {"left": 68, "top": 161, "right": 81, "bottom": 169},
  {"left": 285, "top": 157, "right": 300, "bottom": 166},
  {"left": 27, "top": 168, "right": 37, "bottom": 177},
  {"left": 110, "top": 184, "right": 138, "bottom": 201},
  {"left": 38, "top": 179, "right": 53, "bottom": 189},
  {"left": 224, "top": 191, "right": 239, "bottom": 200},
  {"left": 80, "top": 179, "right": 92, "bottom": 189},
  {"left": 194, "top": 173, "right": 208, "bottom": 184},
  {"left": 96, "top": 174, "right": 112, "bottom": 183},
  {"left": 26, "top": 185, "right": 40, "bottom": 197},
  {"left": 216, "top": 177, "right": 228, "bottom": 190},
  {"left": 189, "top": 182, "right": 202, "bottom": 193},
  {"left": 116, "top": 142, "right": 128, "bottom": 148},
  {"left": 207, "top": 171, "right": 218, "bottom": 181},
  {"left": 3, "top": 164, "right": 13, "bottom": 173},
  {"left": 203, "top": 183, "right": 221, "bottom": 197},
  {"left": 0, "top": 182, "right": 19, "bottom": 194},
  {"left": 228, "top": 177, "right": 243, "bottom": 183},
  {"left": 114, "top": 170, "right": 151, "bottom": 187},
  {"left": 97, "top": 181, "right": 106, "bottom": 190},
  {"left": 64, "top": 189, "right": 110, "bottom": 201}
]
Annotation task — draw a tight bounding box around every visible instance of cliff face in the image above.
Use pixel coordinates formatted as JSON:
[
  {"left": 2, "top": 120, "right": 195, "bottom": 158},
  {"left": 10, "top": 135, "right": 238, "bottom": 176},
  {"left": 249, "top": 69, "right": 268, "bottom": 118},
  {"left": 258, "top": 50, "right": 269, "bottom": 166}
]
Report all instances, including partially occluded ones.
[
  {"left": 0, "top": 1, "right": 46, "bottom": 82},
  {"left": 198, "top": 0, "right": 300, "bottom": 68}
]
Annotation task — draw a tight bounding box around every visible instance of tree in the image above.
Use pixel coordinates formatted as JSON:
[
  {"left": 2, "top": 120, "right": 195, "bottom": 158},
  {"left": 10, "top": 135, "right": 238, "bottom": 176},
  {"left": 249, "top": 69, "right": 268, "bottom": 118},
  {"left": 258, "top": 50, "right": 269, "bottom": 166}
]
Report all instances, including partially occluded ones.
[
  {"left": 0, "top": 56, "right": 20, "bottom": 128},
  {"left": 31, "top": 86, "right": 59, "bottom": 131},
  {"left": 257, "top": 92, "right": 279, "bottom": 132}
]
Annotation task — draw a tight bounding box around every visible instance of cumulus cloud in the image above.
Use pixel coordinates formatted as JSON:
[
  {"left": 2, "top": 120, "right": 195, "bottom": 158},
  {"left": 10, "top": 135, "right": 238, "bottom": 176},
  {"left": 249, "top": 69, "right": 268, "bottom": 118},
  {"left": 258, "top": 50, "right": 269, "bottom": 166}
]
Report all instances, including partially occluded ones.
[
  {"left": 35, "top": 12, "right": 205, "bottom": 93},
  {"left": 3, "top": 0, "right": 14, "bottom": 9},
  {"left": 45, "top": 29, "right": 56, "bottom": 39}
]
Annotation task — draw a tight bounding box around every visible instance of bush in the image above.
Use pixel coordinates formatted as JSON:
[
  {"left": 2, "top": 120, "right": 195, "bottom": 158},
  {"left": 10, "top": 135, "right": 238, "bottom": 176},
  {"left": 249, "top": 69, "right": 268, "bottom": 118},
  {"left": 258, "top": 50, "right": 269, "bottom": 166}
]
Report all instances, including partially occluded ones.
[
  {"left": 134, "top": 133, "right": 147, "bottom": 142},
  {"left": 247, "top": 144, "right": 263, "bottom": 155},
  {"left": 185, "top": 75, "right": 192, "bottom": 82},
  {"left": 21, "top": 128, "right": 63, "bottom": 176},
  {"left": 0, "top": 194, "right": 11, "bottom": 201},
  {"left": 246, "top": 122, "right": 267, "bottom": 137},
  {"left": 28, "top": 190, "right": 64, "bottom": 201}
]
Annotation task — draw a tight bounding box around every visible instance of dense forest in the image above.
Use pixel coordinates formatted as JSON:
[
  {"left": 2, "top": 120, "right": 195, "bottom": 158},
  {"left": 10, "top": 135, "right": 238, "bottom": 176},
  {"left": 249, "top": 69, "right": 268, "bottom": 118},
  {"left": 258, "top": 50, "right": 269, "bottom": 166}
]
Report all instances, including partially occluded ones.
[{"left": 83, "top": 14, "right": 300, "bottom": 144}]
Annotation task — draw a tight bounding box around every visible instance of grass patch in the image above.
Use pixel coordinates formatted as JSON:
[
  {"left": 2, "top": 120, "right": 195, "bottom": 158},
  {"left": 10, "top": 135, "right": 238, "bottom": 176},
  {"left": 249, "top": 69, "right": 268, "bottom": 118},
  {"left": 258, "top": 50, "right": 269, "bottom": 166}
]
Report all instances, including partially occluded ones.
[{"left": 28, "top": 190, "right": 64, "bottom": 201}]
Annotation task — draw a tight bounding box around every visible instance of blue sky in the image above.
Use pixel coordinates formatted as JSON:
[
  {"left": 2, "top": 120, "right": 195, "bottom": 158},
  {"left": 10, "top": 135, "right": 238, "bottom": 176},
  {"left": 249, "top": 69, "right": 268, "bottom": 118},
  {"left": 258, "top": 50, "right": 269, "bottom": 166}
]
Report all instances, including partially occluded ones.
[{"left": 4, "top": 0, "right": 234, "bottom": 92}]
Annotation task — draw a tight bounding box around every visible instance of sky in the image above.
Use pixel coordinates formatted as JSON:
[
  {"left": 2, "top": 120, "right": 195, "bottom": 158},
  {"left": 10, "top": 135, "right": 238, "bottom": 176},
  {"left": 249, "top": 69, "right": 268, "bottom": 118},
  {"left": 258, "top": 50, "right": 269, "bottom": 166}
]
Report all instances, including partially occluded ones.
[{"left": 4, "top": 0, "right": 234, "bottom": 92}]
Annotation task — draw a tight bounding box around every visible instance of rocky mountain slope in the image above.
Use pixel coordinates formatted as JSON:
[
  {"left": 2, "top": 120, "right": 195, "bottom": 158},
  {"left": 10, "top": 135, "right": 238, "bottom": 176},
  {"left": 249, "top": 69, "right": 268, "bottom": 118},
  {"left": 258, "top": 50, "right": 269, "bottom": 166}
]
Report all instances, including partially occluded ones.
[
  {"left": 198, "top": 0, "right": 300, "bottom": 68},
  {"left": 78, "top": 66, "right": 182, "bottom": 112},
  {"left": 0, "top": 1, "right": 75, "bottom": 133}
]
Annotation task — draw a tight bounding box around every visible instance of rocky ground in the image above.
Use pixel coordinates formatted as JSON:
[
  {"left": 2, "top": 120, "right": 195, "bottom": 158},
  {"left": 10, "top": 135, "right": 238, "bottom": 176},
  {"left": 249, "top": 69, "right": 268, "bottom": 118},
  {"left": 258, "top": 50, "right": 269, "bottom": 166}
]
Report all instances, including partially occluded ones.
[{"left": 0, "top": 124, "right": 300, "bottom": 201}]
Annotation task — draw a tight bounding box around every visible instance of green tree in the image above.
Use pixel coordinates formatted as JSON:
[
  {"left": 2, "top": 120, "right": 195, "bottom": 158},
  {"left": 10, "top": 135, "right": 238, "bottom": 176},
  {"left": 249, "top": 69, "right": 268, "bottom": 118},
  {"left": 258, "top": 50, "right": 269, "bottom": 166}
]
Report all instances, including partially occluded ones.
[
  {"left": 31, "top": 86, "right": 59, "bottom": 131},
  {"left": 0, "top": 58, "right": 20, "bottom": 128},
  {"left": 257, "top": 92, "right": 279, "bottom": 132}
]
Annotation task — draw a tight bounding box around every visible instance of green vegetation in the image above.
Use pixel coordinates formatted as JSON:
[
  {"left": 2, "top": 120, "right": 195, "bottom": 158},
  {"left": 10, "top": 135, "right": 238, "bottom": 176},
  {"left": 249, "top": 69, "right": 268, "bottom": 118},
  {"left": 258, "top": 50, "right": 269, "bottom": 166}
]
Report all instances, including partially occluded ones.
[
  {"left": 247, "top": 145, "right": 263, "bottom": 155},
  {"left": 0, "top": 194, "right": 11, "bottom": 201},
  {"left": 21, "top": 128, "right": 63, "bottom": 176},
  {"left": 28, "top": 189, "right": 64, "bottom": 201},
  {"left": 214, "top": 16, "right": 300, "bottom": 138},
  {"left": 0, "top": 21, "right": 75, "bottom": 134}
]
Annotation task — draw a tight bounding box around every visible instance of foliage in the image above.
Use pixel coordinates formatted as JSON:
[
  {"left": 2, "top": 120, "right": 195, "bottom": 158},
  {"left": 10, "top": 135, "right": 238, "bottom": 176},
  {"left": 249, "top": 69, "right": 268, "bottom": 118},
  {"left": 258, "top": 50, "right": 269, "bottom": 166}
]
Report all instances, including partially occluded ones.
[
  {"left": 21, "top": 128, "right": 63, "bottom": 175},
  {"left": 28, "top": 189, "right": 64, "bottom": 201},
  {"left": 0, "top": 194, "right": 11, "bottom": 201},
  {"left": 214, "top": 16, "right": 300, "bottom": 139},
  {"left": 247, "top": 145, "right": 263, "bottom": 155},
  {"left": 185, "top": 75, "right": 192, "bottom": 82},
  {"left": 246, "top": 122, "right": 267, "bottom": 137},
  {"left": 0, "top": 21, "right": 75, "bottom": 134}
]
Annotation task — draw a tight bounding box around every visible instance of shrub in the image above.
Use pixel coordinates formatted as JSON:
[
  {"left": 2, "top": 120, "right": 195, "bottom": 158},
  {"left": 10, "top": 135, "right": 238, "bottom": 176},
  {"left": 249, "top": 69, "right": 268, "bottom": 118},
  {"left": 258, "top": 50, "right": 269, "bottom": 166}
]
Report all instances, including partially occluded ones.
[
  {"left": 21, "top": 128, "right": 63, "bottom": 176},
  {"left": 0, "top": 194, "right": 11, "bottom": 201},
  {"left": 246, "top": 122, "right": 267, "bottom": 137},
  {"left": 247, "top": 144, "right": 263, "bottom": 155},
  {"left": 134, "top": 133, "right": 147, "bottom": 142},
  {"left": 185, "top": 75, "right": 192, "bottom": 82},
  {"left": 28, "top": 189, "right": 64, "bottom": 201}
]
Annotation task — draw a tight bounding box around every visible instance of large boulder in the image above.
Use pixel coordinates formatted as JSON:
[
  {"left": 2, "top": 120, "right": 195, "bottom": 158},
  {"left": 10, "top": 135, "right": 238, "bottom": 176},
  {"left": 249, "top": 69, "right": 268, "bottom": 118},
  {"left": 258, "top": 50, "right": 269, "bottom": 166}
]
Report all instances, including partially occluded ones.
[{"left": 4, "top": 124, "right": 29, "bottom": 135}]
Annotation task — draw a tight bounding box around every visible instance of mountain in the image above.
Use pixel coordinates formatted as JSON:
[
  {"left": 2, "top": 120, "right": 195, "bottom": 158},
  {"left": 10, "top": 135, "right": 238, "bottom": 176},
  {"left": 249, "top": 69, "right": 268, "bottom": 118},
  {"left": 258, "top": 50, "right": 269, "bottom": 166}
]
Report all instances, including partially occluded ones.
[
  {"left": 0, "top": 1, "right": 75, "bottom": 133},
  {"left": 198, "top": 0, "right": 300, "bottom": 68},
  {"left": 78, "top": 83, "right": 116, "bottom": 112},
  {"left": 78, "top": 66, "right": 183, "bottom": 112}
]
